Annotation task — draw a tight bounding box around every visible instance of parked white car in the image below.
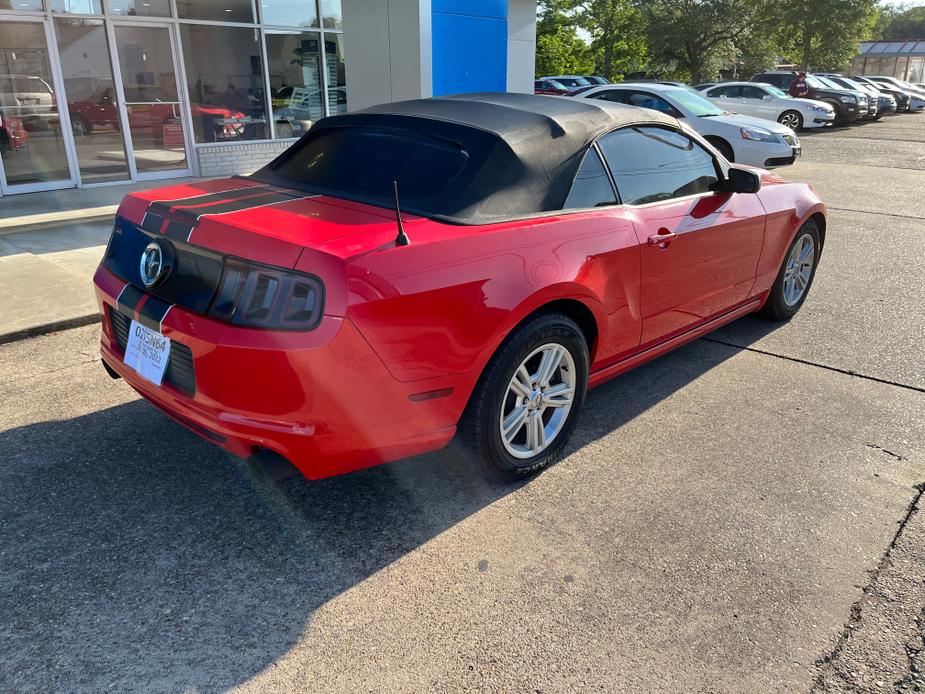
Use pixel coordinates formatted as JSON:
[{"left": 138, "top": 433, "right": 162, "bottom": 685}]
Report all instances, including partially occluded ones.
[
  {"left": 701, "top": 81, "right": 835, "bottom": 131},
  {"left": 575, "top": 83, "right": 801, "bottom": 168}
]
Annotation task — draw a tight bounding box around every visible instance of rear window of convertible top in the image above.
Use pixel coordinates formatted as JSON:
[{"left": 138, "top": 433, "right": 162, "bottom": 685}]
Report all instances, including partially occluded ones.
[{"left": 270, "top": 127, "right": 469, "bottom": 202}]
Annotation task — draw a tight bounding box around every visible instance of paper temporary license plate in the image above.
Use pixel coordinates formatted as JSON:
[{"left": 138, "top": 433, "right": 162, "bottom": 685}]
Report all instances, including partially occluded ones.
[{"left": 123, "top": 319, "right": 171, "bottom": 386}]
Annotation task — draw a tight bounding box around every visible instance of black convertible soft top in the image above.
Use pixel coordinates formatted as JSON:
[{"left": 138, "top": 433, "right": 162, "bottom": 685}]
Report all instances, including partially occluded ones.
[{"left": 255, "top": 92, "right": 680, "bottom": 225}]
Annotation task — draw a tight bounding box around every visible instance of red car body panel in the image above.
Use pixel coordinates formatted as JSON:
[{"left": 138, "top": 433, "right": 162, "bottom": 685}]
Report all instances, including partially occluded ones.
[{"left": 95, "top": 168, "right": 825, "bottom": 479}]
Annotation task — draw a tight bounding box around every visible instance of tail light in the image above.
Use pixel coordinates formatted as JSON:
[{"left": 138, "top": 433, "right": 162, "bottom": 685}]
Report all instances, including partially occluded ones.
[{"left": 208, "top": 259, "right": 324, "bottom": 330}]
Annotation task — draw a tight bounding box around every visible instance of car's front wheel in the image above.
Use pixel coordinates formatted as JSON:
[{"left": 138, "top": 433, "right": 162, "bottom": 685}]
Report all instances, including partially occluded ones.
[
  {"left": 459, "top": 312, "right": 589, "bottom": 481},
  {"left": 760, "top": 219, "right": 821, "bottom": 321},
  {"left": 778, "top": 110, "right": 803, "bottom": 131}
]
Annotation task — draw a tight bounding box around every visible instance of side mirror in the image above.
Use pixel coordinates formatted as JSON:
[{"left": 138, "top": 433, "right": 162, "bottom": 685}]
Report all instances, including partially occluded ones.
[
  {"left": 727, "top": 166, "right": 761, "bottom": 194},
  {"left": 762, "top": 95, "right": 774, "bottom": 101}
]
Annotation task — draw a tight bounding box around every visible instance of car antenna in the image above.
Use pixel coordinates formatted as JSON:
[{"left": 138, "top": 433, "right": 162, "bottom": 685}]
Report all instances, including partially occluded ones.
[{"left": 392, "top": 179, "right": 410, "bottom": 247}]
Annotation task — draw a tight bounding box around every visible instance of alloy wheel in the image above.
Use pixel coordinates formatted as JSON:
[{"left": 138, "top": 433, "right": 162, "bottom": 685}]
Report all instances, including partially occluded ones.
[
  {"left": 499, "top": 343, "right": 576, "bottom": 459},
  {"left": 783, "top": 233, "right": 815, "bottom": 306},
  {"left": 779, "top": 112, "right": 801, "bottom": 130}
]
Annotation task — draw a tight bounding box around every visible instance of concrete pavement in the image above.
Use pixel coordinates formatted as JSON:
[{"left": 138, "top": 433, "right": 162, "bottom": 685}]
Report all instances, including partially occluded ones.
[
  {"left": 0, "top": 179, "right": 196, "bottom": 344},
  {"left": 0, "top": 113, "right": 923, "bottom": 692}
]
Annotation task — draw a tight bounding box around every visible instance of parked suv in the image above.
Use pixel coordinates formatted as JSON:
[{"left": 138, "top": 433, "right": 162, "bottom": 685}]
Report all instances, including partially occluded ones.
[
  {"left": 812, "top": 75, "right": 876, "bottom": 119},
  {"left": 750, "top": 71, "right": 864, "bottom": 125},
  {"left": 817, "top": 74, "right": 897, "bottom": 117},
  {"left": 850, "top": 76, "right": 912, "bottom": 112}
]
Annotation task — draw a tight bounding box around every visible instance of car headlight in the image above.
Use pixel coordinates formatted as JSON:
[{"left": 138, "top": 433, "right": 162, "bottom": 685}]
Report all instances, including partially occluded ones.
[
  {"left": 739, "top": 126, "right": 779, "bottom": 142},
  {"left": 838, "top": 95, "right": 856, "bottom": 103}
]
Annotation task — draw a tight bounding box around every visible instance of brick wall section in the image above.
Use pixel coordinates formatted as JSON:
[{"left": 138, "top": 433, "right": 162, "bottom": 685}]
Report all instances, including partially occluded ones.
[{"left": 195, "top": 141, "right": 294, "bottom": 178}]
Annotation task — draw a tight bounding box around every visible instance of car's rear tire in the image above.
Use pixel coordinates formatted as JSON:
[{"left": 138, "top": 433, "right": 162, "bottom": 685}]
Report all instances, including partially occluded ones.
[
  {"left": 706, "top": 136, "right": 734, "bottom": 162},
  {"left": 760, "top": 219, "right": 821, "bottom": 321},
  {"left": 458, "top": 312, "right": 588, "bottom": 482},
  {"left": 778, "top": 110, "right": 803, "bottom": 131}
]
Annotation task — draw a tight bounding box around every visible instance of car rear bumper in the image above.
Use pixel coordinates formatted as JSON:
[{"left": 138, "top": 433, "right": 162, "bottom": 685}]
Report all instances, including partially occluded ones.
[{"left": 94, "top": 265, "right": 467, "bottom": 479}]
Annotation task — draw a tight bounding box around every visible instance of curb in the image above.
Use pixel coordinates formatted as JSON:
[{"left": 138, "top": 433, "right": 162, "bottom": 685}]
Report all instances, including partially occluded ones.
[
  {"left": 0, "top": 212, "right": 115, "bottom": 237},
  {"left": 0, "top": 314, "right": 100, "bottom": 346}
]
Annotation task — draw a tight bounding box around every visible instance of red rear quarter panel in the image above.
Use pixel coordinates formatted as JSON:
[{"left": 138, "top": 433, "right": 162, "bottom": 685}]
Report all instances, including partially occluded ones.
[
  {"left": 343, "top": 209, "right": 644, "bottom": 383},
  {"left": 754, "top": 172, "right": 827, "bottom": 296}
]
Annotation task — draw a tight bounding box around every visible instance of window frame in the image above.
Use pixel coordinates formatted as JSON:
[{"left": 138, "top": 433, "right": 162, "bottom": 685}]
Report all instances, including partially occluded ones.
[
  {"left": 560, "top": 143, "right": 621, "bottom": 211},
  {"left": 593, "top": 124, "right": 727, "bottom": 208}
]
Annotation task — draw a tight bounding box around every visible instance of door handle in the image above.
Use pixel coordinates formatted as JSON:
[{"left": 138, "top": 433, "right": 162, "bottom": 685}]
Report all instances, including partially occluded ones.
[{"left": 648, "top": 230, "right": 677, "bottom": 247}]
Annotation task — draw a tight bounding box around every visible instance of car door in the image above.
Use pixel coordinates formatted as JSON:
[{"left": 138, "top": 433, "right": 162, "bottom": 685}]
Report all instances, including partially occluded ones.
[
  {"left": 740, "top": 84, "right": 779, "bottom": 119},
  {"left": 704, "top": 84, "right": 742, "bottom": 113},
  {"left": 596, "top": 126, "right": 767, "bottom": 344},
  {"left": 590, "top": 89, "right": 683, "bottom": 118}
]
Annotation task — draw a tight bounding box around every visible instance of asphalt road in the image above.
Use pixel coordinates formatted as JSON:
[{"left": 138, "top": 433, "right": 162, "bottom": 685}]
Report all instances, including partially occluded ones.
[{"left": 1, "top": 114, "right": 924, "bottom": 693}]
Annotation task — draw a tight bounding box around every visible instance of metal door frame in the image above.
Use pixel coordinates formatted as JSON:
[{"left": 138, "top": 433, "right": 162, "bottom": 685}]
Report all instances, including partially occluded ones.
[
  {"left": 107, "top": 18, "right": 193, "bottom": 182},
  {"left": 0, "top": 14, "right": 79, "bottom": 195}
]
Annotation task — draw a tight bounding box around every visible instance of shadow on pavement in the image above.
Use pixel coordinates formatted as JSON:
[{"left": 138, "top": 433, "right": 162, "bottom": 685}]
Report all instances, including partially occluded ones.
[{"left": 0, "top": 323, "right": 778, "bottom": 691}]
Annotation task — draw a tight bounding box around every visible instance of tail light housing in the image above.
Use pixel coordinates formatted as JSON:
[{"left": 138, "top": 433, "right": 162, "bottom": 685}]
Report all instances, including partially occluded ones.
[{"left": 208, "top": 259, "right": 324, "bottom": 330}]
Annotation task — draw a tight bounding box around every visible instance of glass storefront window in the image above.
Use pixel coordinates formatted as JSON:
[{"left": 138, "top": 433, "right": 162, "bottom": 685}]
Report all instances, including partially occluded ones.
[
  {"left": 49, "top": 0, "right": 102, "bottom": 13},
  {"left": 55, "top": 18, "right": 130, "bottom": 183},
  {"left": 324, "top": 32, "right": 346, "bottom": 114},
  {"left": 266, "top": 31, "right": 323, "bottom": 138},
  {"left": 260, "top": 0, "right": 318, "bottom": 28},
  {"left": 320, "top": 0, "right": 341, "bottom": 30},
  {"left": 0, "top": 0, "right": 44, "bottom": 9},
  {"left": 179, "top": 24, "right": 269, "bottom": 143},
  {"left": 107, "top": 0, "right": 171, "bottom": 17},
  {"left": 176, "top": 0, "right": 254, "bottom": 23},
  {"left": 0, "top": 22, "right": 72, "bottom": 186}
]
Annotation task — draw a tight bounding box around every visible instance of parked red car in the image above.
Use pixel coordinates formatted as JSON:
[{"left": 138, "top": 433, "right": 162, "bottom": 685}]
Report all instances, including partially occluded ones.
[{"left": 94, "top": 94, "right": 826, "bottom": 481}]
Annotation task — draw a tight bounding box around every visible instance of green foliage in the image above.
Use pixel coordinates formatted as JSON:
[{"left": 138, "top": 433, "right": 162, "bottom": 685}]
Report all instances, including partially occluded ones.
[
  {"left": 877, "top": 6, "right": 925, "bottom": 39},
  {"left": 773, "top": 0, "right": 879, "bottom": 70},
  {"left": 535, "top": 0, "right": 883, "bottom": 83},
  {"left": 573, "top": 0, "right": 648, "bottom": 80},
  {"left": 535, "top": 26, "right": 596, "bottom": 76},
  {"left": 637, "top": 0, "right": 763, "bottom": 84}
]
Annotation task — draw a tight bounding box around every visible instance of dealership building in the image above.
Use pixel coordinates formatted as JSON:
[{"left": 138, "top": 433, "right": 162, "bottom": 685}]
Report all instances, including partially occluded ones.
[{"left": 0, "top": 0, "right": 537, "bottom": 197}]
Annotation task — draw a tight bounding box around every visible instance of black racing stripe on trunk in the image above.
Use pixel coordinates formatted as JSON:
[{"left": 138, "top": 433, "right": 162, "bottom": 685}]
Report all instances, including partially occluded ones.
[
  {"left": 147, "top": 184, "right": 271, "bottom": 217},
  {"left": 117, "top": 284, "right": 145, "bottom": 316},
  {"left": 164, "top": 219, "right": 194, "bottom": 241},
  {"left": 171, "top": 190, "right": 304, "bottom": 228},
  {"left": 140, "top": 212, "right": 165, "bottom": 233},
  {"left": 137, "top": 295, "right": 173, "bottom": 331},
  {"left": 195, "top": 190, "right": 305, "bottom": 217}
]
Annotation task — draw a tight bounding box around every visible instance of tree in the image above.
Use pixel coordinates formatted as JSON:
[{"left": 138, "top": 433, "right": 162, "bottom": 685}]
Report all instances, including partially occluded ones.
[
  {"left": 878, "top": 6, "right": 925, "bottom": 39},
  {"left": 535, "top": 27, "right": 596, "bottom": 76},
  {"left": 573, "top": 0, "right": 648, "bottom": 80},
  {"left": 773, "top": 0, "right": 878, "bottom": 71},
  {"left": 535, "top": 0, "right": 595, "bottom": 76},
  {"left": 637, "top": 0, "right": 762, "bottom": 84}
]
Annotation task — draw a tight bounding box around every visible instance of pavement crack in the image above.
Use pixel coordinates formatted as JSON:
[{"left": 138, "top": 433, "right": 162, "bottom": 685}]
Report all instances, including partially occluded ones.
[
  {"left": 866, "top": 444, "right": 910, "bottom": 462},
  {"left": 827, "top": 206, "right": 925, "bottom": 222},
  {"left": 813, "top": 483, "right": 925, "bottom": 690},
  {"left": 700, "top": 337, "right": 925, "bottom": 394}
]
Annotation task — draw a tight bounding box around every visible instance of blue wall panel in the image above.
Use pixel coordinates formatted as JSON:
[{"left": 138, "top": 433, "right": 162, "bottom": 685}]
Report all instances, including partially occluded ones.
[
  {"left": 432, "top": 0, "right": 508, "bottom": 96},
  {"left": 432, "top": 0, "right": 507, "bottom": 18}
]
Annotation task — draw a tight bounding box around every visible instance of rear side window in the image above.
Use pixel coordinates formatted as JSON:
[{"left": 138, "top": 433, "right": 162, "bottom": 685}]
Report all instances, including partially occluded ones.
[
  {"left": 708, "top": 84, "right": 741, "bottom": 98},
  {"left": 271, "top": 127, "right": 467, "bottom": 200},
  {"left": 597, "top": 127, "right": 719, "bottom": 205},
  {"left": 563, "top": 147, "right": 616, "bottom": 209}
]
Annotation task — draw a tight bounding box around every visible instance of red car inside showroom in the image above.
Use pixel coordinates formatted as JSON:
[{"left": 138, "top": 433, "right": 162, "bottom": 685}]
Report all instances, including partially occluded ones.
[{"left": 94, "top": 92, "right": 826, "bottom": 481}]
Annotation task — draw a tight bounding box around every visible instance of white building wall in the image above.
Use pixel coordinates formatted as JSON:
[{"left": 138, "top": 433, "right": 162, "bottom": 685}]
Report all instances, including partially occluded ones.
[
  {"left": 507, "top": 0, "right": 537, "bottom": 94},
  {"left": 342, "top": 0, "right": 432, "bottom": 112}
]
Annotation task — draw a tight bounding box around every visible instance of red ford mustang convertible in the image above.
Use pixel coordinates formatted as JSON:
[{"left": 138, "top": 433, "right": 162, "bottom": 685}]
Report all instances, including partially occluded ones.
[{"left": 94, "top": 93, "right": 825, "bottom": 480}]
